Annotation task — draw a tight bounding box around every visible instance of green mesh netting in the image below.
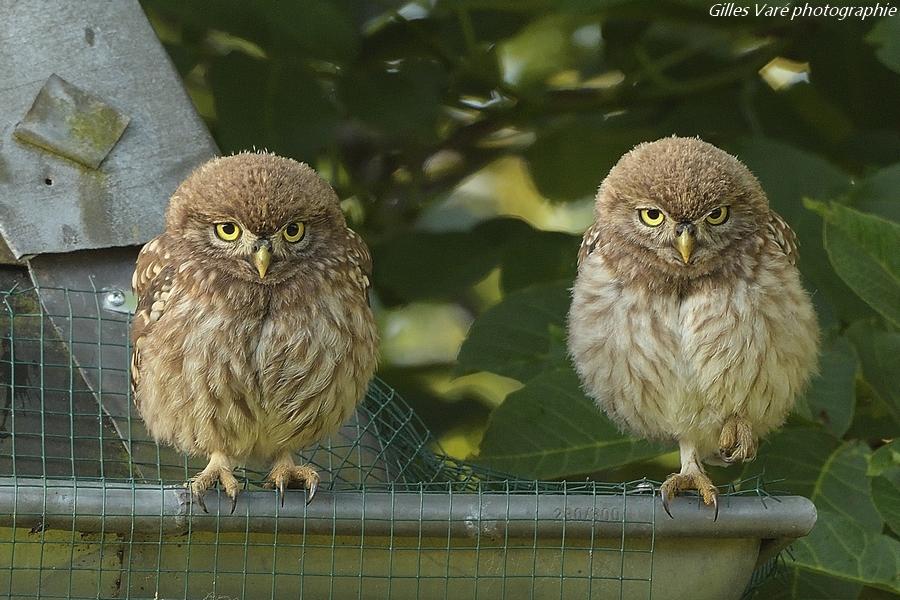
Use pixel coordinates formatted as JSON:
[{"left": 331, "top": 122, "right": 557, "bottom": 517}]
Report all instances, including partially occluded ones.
[{"left": 0, "top": 286, "right": 784, "bottom": 599}]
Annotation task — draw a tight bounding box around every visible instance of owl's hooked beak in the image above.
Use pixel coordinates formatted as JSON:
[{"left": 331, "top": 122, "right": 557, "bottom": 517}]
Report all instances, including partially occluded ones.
[
  {"left": 674, "top": 223, "right": 696, "bottom": 264},
  {"left": 253, "top": 241, "right": 272, "bottom": 279}
]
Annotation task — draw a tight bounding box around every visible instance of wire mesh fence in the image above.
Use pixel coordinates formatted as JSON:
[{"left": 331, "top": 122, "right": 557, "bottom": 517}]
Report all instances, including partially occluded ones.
[{"left": 0, "top": 285, "right": 798, "bottom": 599}]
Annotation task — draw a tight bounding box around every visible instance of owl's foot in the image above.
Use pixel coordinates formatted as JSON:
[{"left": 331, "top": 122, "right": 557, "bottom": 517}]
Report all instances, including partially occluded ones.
[
  {"left": 659, "top": 471, "right": 718, "bottom": 521},
  {"left": 266, "top": 458, "right": 320, "bottom": 507},
  {"left": 188, "top": 453, "right": 240, "bottom": 514},
  {"left": 719, "top": 417, "right": 757, "bottom": 464}
]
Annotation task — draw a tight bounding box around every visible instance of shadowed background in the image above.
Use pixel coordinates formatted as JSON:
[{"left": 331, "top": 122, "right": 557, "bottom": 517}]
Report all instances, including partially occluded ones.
[{"left": 139, "top": 2, "right": 900, "bottom": 597}]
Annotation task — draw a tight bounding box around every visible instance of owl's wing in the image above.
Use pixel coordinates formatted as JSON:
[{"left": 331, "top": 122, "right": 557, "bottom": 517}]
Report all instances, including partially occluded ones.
[
  {"left": 577, "top": 221, "right": 602, "bottom": 268},
  {"left": 767, "top": 210, "right": 799, "bottom": 265},
  {"left": 130, "top": 235, "right": 177, "bottom": 400},
  {"left": 345, "top": 227, "right": 373, "bottom": 302}
]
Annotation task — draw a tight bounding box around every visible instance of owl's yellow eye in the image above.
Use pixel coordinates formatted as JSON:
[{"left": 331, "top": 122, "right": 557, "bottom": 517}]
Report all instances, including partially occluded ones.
[
  {"left": 705, "top": 206, "right": 729, "bottom": 225},
  {"left": 215, "top": 222, "right": 241, "bottom": 241},
  {"left": 639, "top": 208, "right": 665, "bottom": 227},
  {"left": 282, "top": 221, "right": 306, "bottom": 243}
]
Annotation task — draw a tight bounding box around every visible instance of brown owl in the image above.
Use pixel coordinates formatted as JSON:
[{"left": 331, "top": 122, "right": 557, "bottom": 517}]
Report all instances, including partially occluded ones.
[
  {"left": 130, "top": 152, "right": 378, "bottom": 512},
  {"left": 567, "top": 137, "right": 818, "bottom": 518}
]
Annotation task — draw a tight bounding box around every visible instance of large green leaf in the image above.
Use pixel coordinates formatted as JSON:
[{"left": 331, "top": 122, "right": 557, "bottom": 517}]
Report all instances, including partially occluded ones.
[
  {"left": 808, "top": 201, "right": 900, "bottom": 327},
  {"left": 209, "top": 53, "right": 339, "bottom": 162},
  {"left": 871, "top": 466, "right": 900, "bottom": 537},
  {"left": 474, "top": 368, "right": 659, "bottom": 478},
  {"left": 372, "top": 231, "right": 503, "bottom": 302},
  {"left": 791, "top": 510, "right": 900, "bottom": 593},
  {"left": 810, "top": 442, "right": 883, "bottom": 533},
  {"left": 797, "top": 335, "right": 857, "bottom": 437},
  {"left": 744, "top": 434, "right": 882, "bottom": 532},
  {"left": 741, "top": 427, "right": 839, "bottom": 496},
  {"left": 847, "top": 322, "right": 900, "bottom": 427},
  {"left": 524, "top": 115, "right": 656, "bottom": 200},
  {"left": 867, "top": 16, "right": 900, "bottom": 75},
  {"left": 750, "top": 568, "right": 862, "bottom": 600},
  {"left": 498, "top": 229, "right": 579, "bottom": 293},
  {"left": 456, "top": 281, "right": 570, "bottom": 381},
  {"left": 849, "top": 163, "right": 900, "bottom": 222}
]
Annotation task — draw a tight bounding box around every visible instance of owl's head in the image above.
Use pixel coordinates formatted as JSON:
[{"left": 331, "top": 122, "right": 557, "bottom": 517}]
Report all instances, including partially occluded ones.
[
  {"left": 595, "top": 136, "right": 769, "bottom": 281},
  {"left": 164, "top": 152, "right": 347, "bottom": 286}
]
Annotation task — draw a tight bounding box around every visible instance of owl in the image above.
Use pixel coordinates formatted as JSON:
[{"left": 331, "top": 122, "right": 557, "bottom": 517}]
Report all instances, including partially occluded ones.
[
  {"left": 567, "top": 137, "right": 818, "bottom": 518},
  {"left": 130, "top": 152, "right": 378, "bottom": 512}
]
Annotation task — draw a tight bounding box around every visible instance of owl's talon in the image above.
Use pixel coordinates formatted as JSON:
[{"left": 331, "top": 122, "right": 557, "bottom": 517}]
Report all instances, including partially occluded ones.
[
  {"left": 195, "top": 490, "right": 209, "bottom": 514},
  {"left": 660, "top": 485, "right": 674, "bottom": 519},
  {"left": 306, "top": 478, "right": 318, "bottom": 505},
  {"left": 267, "top": 461, "right": 321, "bottom": 507},
  {"left": 190, "top": 454, "right": 240, "bottom": 515},
  {"left": 719, "top": 418, "right": 757, "bottom": 464},
  {"left": 659, "top": 471, "right": 718, "bottom": 518}
]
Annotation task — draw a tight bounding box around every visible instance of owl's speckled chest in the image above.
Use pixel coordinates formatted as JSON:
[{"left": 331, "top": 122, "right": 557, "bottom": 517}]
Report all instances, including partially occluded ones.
[
  {"left": 567, "top": 249, "right": 817, "bottom": 458},
  {"left": 133, "top": 275, "right": 378, "bottom": 462}
]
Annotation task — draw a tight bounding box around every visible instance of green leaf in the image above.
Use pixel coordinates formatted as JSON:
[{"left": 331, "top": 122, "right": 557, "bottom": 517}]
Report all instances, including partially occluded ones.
[
  {"left": 372, "top": 231, "right": 503, "bottom": 302},
  {"left": 811, "top": 442, "right": 883, "bottom": 533},
  {"left": 209, "top": 53, "right": 339, "bottom": 162},
  {"left": 474, "top": 368, "right": 659, "bottom": 478},
  {"left": 745, "top": 434, "right": 882, "bottom": 532},
  {"left": 807, "top": 201, "right": 900, "bottom": 328},
  {"left": 871, "top": 466, "right": 900, "bottom": 537},
  {"left": 847, "top": 321, "right": 900, "bottom": 426},
  {"left": 750, "top": 567, "right": 862, "bottom": 600},
  {"left": 456, "top": 281, "right": 570, "bottom": 381},
  {"left": 525, "top": 115, "right": 656, "bottom": 200},
  {"left": 497, "top": 229, "right": 579, "bottom": 293},
  {"left": 798, "top": 335, "right": 857, "bottom": 437},
  {"left": 867, "top": 16, "right": 900, "bottom": 75},
  {"left": 849, "top": 163, "right": 900, "bottom": 222},
  {"left": 868, "top": 440, "right": 900, "bottom": 477},
  {"left": 791, "top": 510, "right": 900, "bottom": 593},
  {"left": 741, "top": 427, "right": 839, "bottom": 496},
  {"left": 339, "top": 59, "right": 447, "bottom": 142}
]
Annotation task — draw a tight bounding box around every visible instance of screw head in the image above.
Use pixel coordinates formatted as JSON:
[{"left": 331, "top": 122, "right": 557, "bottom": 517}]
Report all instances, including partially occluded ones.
[{"left": 106, "top": 290, "right": 125, "bottom": 307}]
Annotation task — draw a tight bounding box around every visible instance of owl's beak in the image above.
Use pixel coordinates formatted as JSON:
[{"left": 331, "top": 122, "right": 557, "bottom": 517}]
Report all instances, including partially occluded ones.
[
  {"left": 675, "top": 226, "right": 695, "bottom": 264},
  {"left": 253, "top": 245, "right": 272, "bottom": 278}
]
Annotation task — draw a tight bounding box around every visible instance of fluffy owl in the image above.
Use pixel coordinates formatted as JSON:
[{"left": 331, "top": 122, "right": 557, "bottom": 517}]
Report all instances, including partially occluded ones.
[
  {"left": 567, "top": 137, "right": 818, "bottom": 518},
  {"left": 130, "top": 152, "right": 378, "bottom": 512}
]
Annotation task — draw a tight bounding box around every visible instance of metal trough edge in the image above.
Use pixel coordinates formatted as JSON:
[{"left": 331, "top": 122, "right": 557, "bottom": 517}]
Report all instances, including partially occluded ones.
[{"left": 0, "top": 477, "right": 816, "bottom": 541}]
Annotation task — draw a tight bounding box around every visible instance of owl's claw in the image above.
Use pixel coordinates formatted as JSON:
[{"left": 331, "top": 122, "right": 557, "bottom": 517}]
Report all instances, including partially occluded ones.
[
  {"left": 719, "top": 417, "right": 757, "bottom": 464},
  {"left": 659, "top": 471, "right": 718, "bottom": 520},
  {"left": 188, "top": 456, "right": 240, "bottom": 514},
  {"left": 267, "top": 463, "right": 321, "bottom": 507}
]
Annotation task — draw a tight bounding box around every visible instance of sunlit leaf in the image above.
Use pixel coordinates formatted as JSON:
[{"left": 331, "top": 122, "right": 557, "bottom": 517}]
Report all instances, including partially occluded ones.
[
  {"left": 791, "top": 510, "right": 900, "bottom": 593},
  {"left": 474, "top": 367, "right": 659, "bottom": 478},
  {"left": 456, "top": 281, "right": 570, "bottom": 381}
]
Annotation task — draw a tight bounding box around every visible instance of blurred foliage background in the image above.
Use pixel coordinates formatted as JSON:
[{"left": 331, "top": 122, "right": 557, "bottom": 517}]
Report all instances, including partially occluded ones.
[{"left": 141, "top": 1, "right": 899, "bottom": 597}]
